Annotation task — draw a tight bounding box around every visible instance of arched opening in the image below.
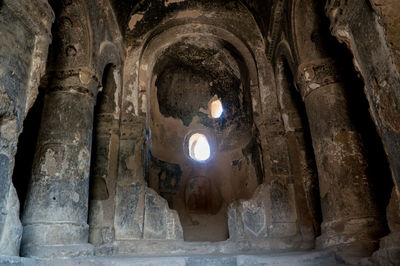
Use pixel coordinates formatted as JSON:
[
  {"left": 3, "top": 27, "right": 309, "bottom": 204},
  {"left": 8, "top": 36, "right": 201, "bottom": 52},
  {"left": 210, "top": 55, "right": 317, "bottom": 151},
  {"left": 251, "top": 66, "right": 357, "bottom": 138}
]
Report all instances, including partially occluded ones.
[
  {"left": 146, "top": 37, "right": 262, "bottom": 242},
  {"left": 188, "top": 133, "right": 211, "bottom": 162},
  {"left": 210, "top": 99, "right": 223, "bottom": 119}
]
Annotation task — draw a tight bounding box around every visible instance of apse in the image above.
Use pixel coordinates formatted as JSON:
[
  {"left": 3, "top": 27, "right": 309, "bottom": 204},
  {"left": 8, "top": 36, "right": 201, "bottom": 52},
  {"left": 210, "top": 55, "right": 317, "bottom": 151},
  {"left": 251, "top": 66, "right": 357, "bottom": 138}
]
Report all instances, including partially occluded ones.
[{"left": 147, "top": 37, "right": 263, "bottom": 242}]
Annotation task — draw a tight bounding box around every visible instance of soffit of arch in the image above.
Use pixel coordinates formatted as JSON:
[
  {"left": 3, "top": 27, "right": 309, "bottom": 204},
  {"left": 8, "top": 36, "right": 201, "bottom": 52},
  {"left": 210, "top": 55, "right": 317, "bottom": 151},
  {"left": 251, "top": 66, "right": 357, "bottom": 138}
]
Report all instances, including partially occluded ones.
[
  {"left": 85, "top": 0, "right": 126, "bottom": 71},
  {"left": 119, "top": 2, "right": 280, "bottom": 127}
]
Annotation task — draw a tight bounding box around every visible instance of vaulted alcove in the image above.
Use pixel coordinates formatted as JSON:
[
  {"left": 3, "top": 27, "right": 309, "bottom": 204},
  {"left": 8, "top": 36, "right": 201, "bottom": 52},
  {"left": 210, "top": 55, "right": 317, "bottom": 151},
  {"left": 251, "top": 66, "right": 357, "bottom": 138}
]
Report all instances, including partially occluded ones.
[{"left": 147, "top": 37, "right": 262, "bottom": 242}]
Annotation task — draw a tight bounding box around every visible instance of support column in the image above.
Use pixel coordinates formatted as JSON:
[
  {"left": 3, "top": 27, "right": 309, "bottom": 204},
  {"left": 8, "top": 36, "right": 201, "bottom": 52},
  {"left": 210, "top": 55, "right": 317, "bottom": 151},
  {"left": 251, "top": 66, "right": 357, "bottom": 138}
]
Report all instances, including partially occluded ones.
[
  {"left": 88, "top": 65, "right": 121, "bottom": 252},
  {"left": 297, "top": 58, "right": 384, "bottom": 256},
  {"left": 325, "top": 1, "right": 400, "bottom": 263},
  {"left": 21, "top": 68, "right": 97, "bottom": 258}
]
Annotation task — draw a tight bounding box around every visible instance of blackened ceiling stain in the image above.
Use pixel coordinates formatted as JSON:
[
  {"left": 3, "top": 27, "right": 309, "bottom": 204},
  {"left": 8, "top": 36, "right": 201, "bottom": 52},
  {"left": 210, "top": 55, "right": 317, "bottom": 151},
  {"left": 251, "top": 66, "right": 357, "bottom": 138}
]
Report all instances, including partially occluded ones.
[
  {"left": 109, "top": 0, "right": 140, "bottom": 34},
  {"left": 108, "top": 0, "right": 274, "bottom": 40},
  {"left": 155, "top": 41, "right": 252, "bottom": 132}
]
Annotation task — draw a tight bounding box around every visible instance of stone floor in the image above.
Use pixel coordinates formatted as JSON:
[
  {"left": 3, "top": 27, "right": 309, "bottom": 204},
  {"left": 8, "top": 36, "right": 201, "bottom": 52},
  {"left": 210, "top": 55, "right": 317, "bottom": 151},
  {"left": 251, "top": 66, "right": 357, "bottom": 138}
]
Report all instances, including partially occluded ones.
[{"left": 0, "top": 251, "right": 346, "bottom": 266}]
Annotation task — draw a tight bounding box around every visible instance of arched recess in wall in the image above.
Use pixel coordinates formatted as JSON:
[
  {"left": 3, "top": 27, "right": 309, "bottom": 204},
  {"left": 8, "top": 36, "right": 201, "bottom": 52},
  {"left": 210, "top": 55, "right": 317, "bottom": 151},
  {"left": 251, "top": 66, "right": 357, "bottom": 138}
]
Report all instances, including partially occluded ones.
[
  {"left": 138, "top": 23, "right": 263, "bottom": 242},
  {"left": 138, "top": 24, "right": 259, "bottom": 106},
  {"left": 290, "top": 0, "right": 333, "bottom": 63},
  {"left": 88, "top": 41, "right": 122, "bottom": 246},
  {"left": 273, "top": 40, "right": 322, "bottom": 237}
]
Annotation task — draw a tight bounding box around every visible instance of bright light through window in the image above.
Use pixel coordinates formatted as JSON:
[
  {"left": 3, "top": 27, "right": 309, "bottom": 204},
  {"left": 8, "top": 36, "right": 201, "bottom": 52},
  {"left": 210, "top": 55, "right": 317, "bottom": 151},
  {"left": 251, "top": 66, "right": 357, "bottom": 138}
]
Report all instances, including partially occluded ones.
[
  {"left": 189, "top": 133, "right": 210, "bottom": 161},
  {"left": 210, "top": 99, "right": 223, "bottom": 118}
]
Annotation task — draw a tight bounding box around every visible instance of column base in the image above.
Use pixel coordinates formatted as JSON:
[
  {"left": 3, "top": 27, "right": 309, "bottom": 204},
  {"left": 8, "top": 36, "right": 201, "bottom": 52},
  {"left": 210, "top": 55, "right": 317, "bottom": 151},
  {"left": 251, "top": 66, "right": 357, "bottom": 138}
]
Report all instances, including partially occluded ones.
[
  {"left": 316, "top": 217, "right": 383, "bottom": 257},
  {"left": 21, "top": 243, "right": 94, "bottom": 258},
  {"left": 368, "top": 232, "right": 400, "bottom": 265},
  {"left": 21, "top": 222, "right": 93, "bottom": 258}
]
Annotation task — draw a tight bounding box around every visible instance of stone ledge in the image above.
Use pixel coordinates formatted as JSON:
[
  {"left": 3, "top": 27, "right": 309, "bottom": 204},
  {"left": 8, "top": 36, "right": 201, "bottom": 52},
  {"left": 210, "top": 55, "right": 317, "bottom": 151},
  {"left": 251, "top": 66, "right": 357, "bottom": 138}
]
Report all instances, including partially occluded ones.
[
  {"left": 114, "top": 237, "right": 314, "bottom": 257},
  {"left": 0, "top": 255, "right": 37, "bottom": 266},
  {"left": 34, "top": 251, "right": 343, "bottom": 266},
  {"left": 21, "top": 243, "right": 94, "bottom": 259}
]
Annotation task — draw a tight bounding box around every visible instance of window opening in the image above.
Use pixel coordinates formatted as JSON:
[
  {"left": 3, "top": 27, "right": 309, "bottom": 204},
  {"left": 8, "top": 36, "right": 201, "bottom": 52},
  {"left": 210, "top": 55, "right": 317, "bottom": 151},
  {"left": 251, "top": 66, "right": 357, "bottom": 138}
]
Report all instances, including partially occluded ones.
[
  {"left": 210, "top": 99, "right": 223, "bottom": 118},
  {"left": 189, "top": 133, "right": 211, "bottom": 161}
]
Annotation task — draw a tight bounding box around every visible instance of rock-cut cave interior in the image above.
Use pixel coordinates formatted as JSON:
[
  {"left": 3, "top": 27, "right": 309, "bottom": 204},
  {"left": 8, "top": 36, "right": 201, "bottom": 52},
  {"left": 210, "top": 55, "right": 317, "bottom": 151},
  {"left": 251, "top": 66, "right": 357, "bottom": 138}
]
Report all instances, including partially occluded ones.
[{"left": 1, "top": 0, "right": 400, "bottom": 265}]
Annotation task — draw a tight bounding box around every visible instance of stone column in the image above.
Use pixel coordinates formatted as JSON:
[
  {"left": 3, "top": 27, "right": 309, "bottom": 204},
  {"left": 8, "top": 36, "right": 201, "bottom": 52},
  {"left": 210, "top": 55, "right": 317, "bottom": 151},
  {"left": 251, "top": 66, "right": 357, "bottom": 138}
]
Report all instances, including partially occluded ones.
[
  {"left": 88, "top": 65, "right": 121, "bottom": 250},
  {"left": 21, "top": 68, "right": 97, "bottom": 258},
  {"left": 297, "top": 58, "right": 384, "bottom": 256},
  {"left": 325, "top": 1, "right": 400, "bottom": 263}
]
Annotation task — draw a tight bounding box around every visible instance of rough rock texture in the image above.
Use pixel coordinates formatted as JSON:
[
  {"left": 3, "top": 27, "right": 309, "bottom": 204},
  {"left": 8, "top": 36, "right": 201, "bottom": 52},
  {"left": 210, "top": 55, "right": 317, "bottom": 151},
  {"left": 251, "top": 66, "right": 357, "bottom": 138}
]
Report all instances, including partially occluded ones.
[
  {"left": 17, "top": 251, "right": 344, "bottom": 266},
  {"left": 0, "top": 0, "right": 53, "bottom": 256},
  {"left": 228, "top": 182, "right": 312, "bottom": 251},
  {"left": 325, "top": 0, "right": 400, "bottom": 195},
  {"left": 144, "top": 188, "right": 183, "bottom": 240},
  {"left": 297, "top": 58, "right": 384, "bottom": 256},
  {"left": 20, "top": 0, "right": 97, "bottom": 258},
  {"left": 2, "top": 0, "right": 400, "bottom": 264},
  {"left": 114, "top": 181, "right": 183, "bottom": 243},
  {"left": 324, "top": 0, "right": 400, "bottom": 263},
  {"left": 228, "top": 184, "right": 270, "bottom": 240},
  {"left": 19, "top": 0, "right": 124, "bottom": 259}
]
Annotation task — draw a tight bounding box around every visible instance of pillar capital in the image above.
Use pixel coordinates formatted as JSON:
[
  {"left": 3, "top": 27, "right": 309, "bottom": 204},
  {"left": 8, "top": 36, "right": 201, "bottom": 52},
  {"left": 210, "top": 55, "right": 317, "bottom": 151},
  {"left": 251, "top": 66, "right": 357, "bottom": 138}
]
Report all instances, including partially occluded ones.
[
  {"left": 45, "top": 67, "right": 100, "bottom": 99},
  {"left": 296, "top": 58, "right": 341, "bottom": 100}
]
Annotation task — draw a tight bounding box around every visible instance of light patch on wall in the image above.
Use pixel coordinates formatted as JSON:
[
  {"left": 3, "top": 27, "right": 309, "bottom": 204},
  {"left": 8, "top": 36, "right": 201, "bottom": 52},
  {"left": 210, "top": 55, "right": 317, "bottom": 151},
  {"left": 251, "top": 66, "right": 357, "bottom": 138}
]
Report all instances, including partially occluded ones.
[
  {"left": 141, "top": 94, "right": 147, "bottom": 113},
  {"left": 129, "top": 14, "right": 144, "bottom": 30},
  {"left": 113, "top": 68, "right": 121, "bottom": 119},
  {"left": 176, "top": 10, "right": 201, "bottom": 19},
  {"left": 164, "top": 0, "right": 185, "bottom": 7},
  {"left": 189, "top": 133, "right": 210, "bottom": 161}
]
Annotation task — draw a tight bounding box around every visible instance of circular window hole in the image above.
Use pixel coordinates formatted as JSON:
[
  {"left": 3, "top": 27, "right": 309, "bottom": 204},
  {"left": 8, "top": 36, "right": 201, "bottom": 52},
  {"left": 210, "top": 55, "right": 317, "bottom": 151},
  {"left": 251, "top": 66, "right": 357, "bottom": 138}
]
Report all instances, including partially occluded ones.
[
  {"left": 210, "top": 99, "right": 223, "bottom": 118},
  {"left": 189, "top": 133, "right": 211, "bottom": 161}
]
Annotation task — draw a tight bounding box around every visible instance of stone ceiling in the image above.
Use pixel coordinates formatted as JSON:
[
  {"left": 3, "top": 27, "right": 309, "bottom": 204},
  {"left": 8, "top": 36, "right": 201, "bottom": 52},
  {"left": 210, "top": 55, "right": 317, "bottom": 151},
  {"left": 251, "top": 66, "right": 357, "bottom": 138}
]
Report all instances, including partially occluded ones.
[{"left": 108, "top": 0, "right": 275, "bottom": 38}]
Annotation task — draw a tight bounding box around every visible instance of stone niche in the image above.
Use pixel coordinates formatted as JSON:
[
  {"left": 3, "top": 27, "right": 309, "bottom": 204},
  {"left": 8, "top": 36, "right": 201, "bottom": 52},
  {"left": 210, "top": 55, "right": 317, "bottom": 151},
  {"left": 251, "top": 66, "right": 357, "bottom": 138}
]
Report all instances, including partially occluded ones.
[
  {"left": 111, "top": 0, "right": 314, "bottom": 256},
  {"left": 148, "top": 37, "right": 262, "bottom": 242}
]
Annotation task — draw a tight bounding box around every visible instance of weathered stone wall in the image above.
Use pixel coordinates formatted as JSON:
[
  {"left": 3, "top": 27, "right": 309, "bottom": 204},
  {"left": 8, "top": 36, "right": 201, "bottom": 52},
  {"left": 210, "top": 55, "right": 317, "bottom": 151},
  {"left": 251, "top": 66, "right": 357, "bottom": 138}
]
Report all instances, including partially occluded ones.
[
  {"left": 0, "top": 0, "right": 54, "bottom": 256},
  {"left": 3, "top": 0, "right": 398, "bottom": 262},
  {"left": 261, "top": 0, "right": 393, "bottom": 259}
]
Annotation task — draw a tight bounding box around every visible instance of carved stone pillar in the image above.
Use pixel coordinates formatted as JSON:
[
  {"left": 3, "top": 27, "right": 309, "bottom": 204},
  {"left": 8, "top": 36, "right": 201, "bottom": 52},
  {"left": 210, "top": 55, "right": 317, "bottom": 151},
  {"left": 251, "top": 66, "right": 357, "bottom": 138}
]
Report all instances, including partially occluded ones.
[
  {"left": 21, "top": 68, "right": 97, "bottom": 258},
  {"left": 325, "top": 1, "right": 400, "bottom": 263},
  {"left": 297, "top": 58, "right": 384, "bottom": 256},
  {"left": 88, "top": 65, "right": 121, "bottom": 249}
]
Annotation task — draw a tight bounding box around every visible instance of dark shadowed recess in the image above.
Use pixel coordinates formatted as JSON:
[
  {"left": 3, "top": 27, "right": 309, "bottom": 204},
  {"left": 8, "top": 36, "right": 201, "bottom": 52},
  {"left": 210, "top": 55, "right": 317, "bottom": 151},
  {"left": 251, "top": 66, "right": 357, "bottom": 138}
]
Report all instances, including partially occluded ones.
[
  {"left": 12, "top": 87, "right": 45, "bottom": 216},
  {"left": 337, "top": 43, "right": 394, "bottom": 227}
]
